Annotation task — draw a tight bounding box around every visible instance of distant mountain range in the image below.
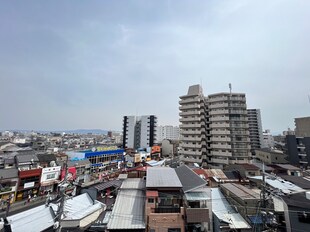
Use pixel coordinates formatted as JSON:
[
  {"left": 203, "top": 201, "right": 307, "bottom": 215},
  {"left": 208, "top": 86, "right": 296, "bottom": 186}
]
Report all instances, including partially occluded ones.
[{"left": 1, "top": 129, "right": 112, "bottom": 135}]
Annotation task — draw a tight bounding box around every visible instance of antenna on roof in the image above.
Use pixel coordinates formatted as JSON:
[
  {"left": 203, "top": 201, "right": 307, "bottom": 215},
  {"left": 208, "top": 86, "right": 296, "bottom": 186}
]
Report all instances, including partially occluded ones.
[{"left": 229, "top": 83, "right": 232, "bottom": 95}]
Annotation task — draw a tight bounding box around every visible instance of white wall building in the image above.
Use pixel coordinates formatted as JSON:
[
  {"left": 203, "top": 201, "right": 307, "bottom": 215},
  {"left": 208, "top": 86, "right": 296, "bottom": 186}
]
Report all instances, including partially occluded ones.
[
  {"left": 122, "top": 115, "right": 157, "bottom": 149},
  {"left": 262, "top": 129, "right": 275, "bottom": 148},
  {"left": 40, "top": 166, "right": 61, "bottom": 192},
  {"left": 156, "top": 125, "right": 180, "bottom": 143}
]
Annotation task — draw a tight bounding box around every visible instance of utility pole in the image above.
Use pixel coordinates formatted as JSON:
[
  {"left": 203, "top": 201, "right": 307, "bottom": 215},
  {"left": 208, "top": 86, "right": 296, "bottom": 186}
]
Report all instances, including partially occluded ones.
[
  {"left": 55, "top": 158, "right": 69, "bottom": 232},
  {"left": 261, "top": 162, "right": 267, "bottom": 230}
]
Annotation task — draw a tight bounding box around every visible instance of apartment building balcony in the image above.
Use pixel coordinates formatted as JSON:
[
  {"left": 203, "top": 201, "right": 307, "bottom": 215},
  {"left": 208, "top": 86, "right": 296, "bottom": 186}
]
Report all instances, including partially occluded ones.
[
  {"left": 209, "top": 109, "right": 229, "bottom": 115},
  {"left": 181, "top": 130, "right": 202, "bottom": 135},
  {"left": 210, "top": 116, "right": 230, "bottom": 121},
  {"left": 210, "top": 130, "right": 230, "bottom": 135},
  {"left": 179, "top": 97, "right": 200, "bottom": 104},
  {"left": 153, "top": 206, "right": 181, "bottom": 213},
  {"left": 181, "top": 137, "right": 203, "bottom": 142},
  {"left": 211, "top": 151, "right": 232, "bottom": 157},
  {"left": 180, "top": 111, "right": 201, "bottom": 116},
  {"left": 230, "top": 110, "right": 247, "bottom": 114},
  {"left": 180, "top": 143, "right": 202, "bottom": 149},
  {"left": 210, "top": 123, "right": 230, "bottom": 128},
  {"left": 179, "top": 104, "right": 202, "bottom": 110},
  {"left": 211, "top": 157, "right": 229, "bottom": 165},
  {"left": 180, "top": 124, "right": 203, "bottom": 129},
  {"left": 210, "top": 144, "right": 232, "bottom": 149},
  {"left": 180, "top": 117, "right": 201, "bottom": 122},
  {"left": 181, "top": 150, "right": 203, "bottom": 156},
  {"left": 211, "top": 137, "right": 231, "bottom": 142},
  {"left": 209, "top": 103, "right": 229, "bottom": 109},
  {"left": 180, "top": 156, "right": 202, "bottom": 163}
]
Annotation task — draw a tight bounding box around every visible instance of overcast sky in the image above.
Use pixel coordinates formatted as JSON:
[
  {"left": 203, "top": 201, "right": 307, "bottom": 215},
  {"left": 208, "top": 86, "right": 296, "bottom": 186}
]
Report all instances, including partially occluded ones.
[{"left": 1, "top": 0, "right": 310, "bottom": 133}]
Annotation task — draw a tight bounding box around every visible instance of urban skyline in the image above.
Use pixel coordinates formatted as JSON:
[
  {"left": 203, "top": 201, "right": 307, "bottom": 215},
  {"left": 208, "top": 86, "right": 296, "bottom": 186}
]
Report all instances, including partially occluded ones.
[{"left": 1, "top": 0, "right": 310, "bottom": 133}]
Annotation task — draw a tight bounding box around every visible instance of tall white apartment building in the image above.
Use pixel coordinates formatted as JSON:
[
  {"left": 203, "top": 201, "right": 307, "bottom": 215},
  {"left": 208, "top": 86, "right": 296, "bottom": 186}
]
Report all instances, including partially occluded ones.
[
  {"left": 156, "top": 126, "right": 180, "bottom": 143},
  {"left": 262, "top": 129, "right": 275, "bottom": 149},
  {"left": 247, "top": 109, "right": 263, "bottom": 155},
  {"left": 179, "top": 85, "right": 208, "bottom": 166},
  {"left": 122, "top": 115, "right": 157, "bottom": 149},
  {"left": 179, "top": 85, "right": 252, "bottom": 168}
]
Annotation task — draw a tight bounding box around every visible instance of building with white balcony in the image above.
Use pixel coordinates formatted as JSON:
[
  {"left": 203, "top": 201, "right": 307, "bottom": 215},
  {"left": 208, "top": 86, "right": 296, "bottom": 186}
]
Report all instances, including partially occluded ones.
[
  {"left": 122, "top": 115, "right": 157, "bottom": 149},
  {"left": 156, "top": 125, "right": 180, "bottom": 143},
  {"left": 179, "top": 85, "right": 252, "bottom": 168},
  {"left": 179, "top": 85, "right": 208, "bottom": 167},
  {"left": 207, "top": 92, "right": 251, "bottom": 168},
  {"left": 247, "top": 109, "right": 263, "bottom": 155}
]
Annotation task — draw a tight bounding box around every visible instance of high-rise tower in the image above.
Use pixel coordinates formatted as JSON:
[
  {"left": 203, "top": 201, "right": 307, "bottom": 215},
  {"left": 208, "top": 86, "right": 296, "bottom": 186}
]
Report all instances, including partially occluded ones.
[
  {"left": 179, "top": 85, "right": 252, "bottom": 168},
  {"left": 247, "top": 109, "right": 263, "bottom": 155},
  {"left": 179, "top": 85, "right": 208, "bottom": 166}
]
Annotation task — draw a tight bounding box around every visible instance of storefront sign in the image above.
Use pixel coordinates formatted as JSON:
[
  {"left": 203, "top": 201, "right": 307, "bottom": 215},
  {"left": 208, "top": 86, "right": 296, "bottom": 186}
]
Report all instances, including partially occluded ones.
[{"left": 24, "top": 182, "right": 35, "bottom": 189}]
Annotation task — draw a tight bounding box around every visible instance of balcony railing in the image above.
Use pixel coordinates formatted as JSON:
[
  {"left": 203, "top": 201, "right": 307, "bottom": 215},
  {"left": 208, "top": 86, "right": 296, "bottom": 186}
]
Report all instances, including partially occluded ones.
[{"left": 154, "top": 206, "right": 181, "bottom": 213}]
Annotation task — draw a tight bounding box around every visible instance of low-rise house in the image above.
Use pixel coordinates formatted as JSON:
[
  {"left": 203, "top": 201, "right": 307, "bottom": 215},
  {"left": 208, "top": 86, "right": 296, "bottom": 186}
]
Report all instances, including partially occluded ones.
[
  {"left": 270, "top": 164, "right": 302, "bottom": 176},
  {"left": 176, "top": 165, "right": 211, "bottom": 232},
  {"left": 145, "top": 167, "right": 185, "bottom": 232},
  {"left": 0, "top": 168, "right": 19, "bottom": 203},
  {"left": 255, "top": 148, "right": 288, "bottom": 164},
  {"left": 15, "top": 151, "right": 42, "bottom": 201},
  {"left": 67, "top": 159, "right": 91, "bottom": 186},
  {"left": 224, "top": 164, "right": 260, "bottom": 179},
  {"left": 220, "top": 183, "right": 260, "bottom": 218}
]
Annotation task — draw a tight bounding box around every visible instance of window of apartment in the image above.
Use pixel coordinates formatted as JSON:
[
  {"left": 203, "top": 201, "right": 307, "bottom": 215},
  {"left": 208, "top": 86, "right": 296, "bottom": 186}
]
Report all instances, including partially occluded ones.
[{"left": 148, "top": 198, "right": 154, "bottom": 203}]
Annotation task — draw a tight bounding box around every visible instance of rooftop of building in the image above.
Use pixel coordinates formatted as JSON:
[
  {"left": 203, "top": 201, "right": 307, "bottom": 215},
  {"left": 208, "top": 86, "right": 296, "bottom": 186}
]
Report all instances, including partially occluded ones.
[
  {"left": 0, "top": 167, "right": 18, "bottom": 179},
  {"left": 175, "top": 165, "right": 207, "bottom": 193},
  {"left": 280, "top": 175, "right": 310, "bottom": 189},
  {"left": 146, "top": 167, "right": 182, "bottom": 188},
  {"left": 212, "top": 188, "right": 251, "bottom": 230},
  {"left": 281, "top": 191, "right": 310, "bottom": 209},
  {"left": 220, "top": 183, "right": 260, "bottom": 199},
  {"left": 107, "top": 179, "right": 145, "bottom": 230}
]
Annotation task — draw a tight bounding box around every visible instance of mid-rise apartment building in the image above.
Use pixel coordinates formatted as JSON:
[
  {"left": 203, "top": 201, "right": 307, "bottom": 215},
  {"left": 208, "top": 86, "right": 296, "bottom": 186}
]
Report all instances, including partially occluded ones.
[
  {"left": 122, "top": 115, "right": 157, "bottom": 149},
  {"left": 156, "top": 125, "right": 180, "bottom": 143},
  {"left": 179, "top": 85, "right": 251, "bottom": 168},
  {"left": 247, "top": 109, "right": 263, "bottom": 155}
]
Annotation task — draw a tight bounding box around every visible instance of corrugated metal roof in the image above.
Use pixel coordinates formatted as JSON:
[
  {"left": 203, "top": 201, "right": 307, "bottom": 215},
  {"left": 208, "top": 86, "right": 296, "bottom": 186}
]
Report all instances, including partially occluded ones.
[
  {"left": 8, "top": 205, "right": 55, "bottom": 232},
  {"left": 120, "top": 178, "right": 145, "bottom": 190},
  {"left": 107, "top": 189, "right": 145, "bottom": 230},
  {"left": 212, "top": 188, "right": 251, "bottom": 229},
  {"left": 146, "top": 167, "right": 182, "bottom": 188},
  {"left": 175, "top": 165, "right": 207, "bottom": 192},
  {"left": 250, "top": 176, "right": 304, "bottom": 194},
  {"left": 204, "top": 169, "right": 227, "bottom": 179},
  {"left": 185, "top": 191, "right": 210, "bottom": 201},
  {"left": 221, "top": 183, "right": 260, "bottom": 199},
  {"left": 93, "top": 180, "right": 123, "bottom": 191}
]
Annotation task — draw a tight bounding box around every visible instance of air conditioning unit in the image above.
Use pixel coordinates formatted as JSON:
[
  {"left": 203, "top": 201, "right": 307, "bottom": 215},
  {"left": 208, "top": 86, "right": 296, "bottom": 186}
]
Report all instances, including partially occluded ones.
[{"left": 174, "top": 204, "right": 180, "bottom": 208}]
